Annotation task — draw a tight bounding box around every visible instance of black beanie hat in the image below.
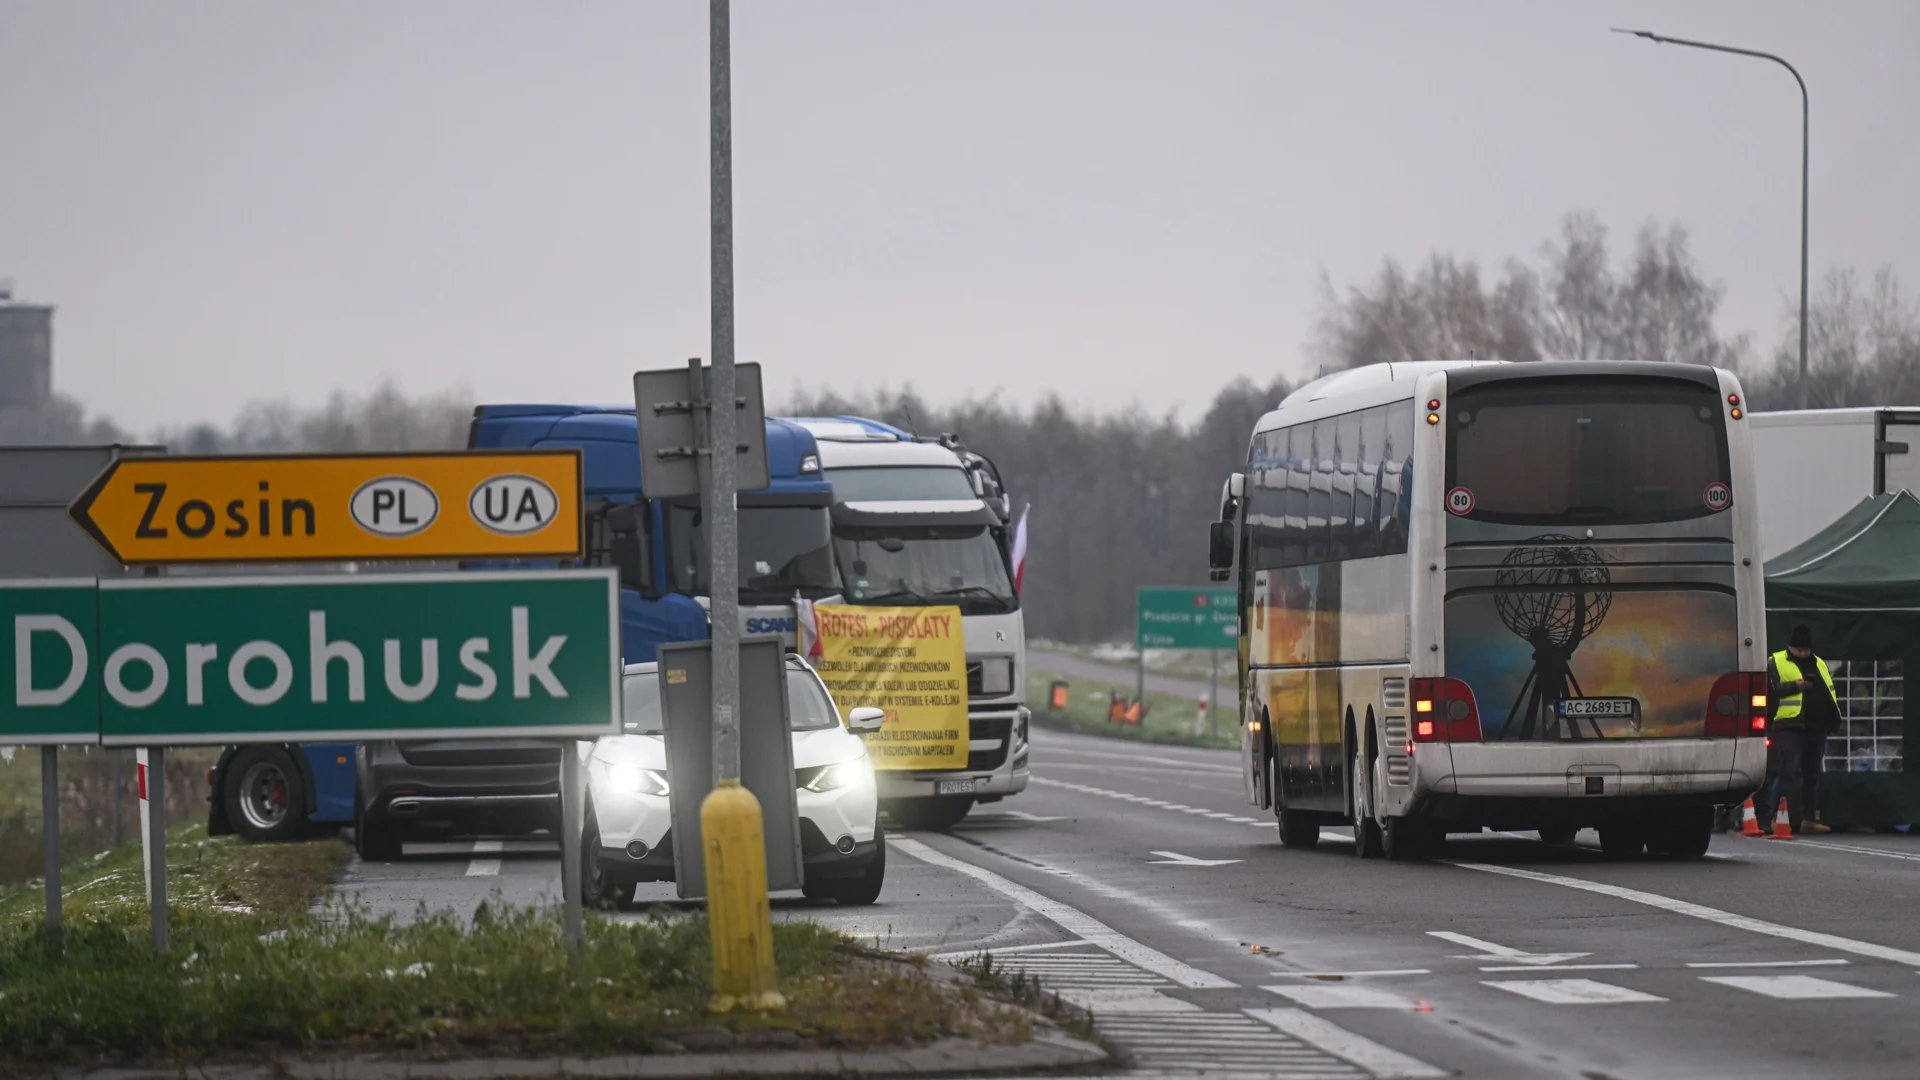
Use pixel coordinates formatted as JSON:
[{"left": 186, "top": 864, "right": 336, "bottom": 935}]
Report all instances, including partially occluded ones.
[{"left": 1790, "top": 624, "right": 1813, "bottom": 649}]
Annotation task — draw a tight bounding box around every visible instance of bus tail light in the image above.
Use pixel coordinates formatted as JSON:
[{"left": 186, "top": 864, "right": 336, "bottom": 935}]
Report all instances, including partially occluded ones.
[
  {"left": 1706, "top": 672, "right": 1768, "bottom": 736},
  {"left": 1410, "top": 677, "right": 1482, "bottom": 742}
]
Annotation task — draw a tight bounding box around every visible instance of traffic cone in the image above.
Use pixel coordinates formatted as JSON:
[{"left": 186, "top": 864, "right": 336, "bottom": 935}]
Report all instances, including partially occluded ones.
[
  {"left": 1739, "top": 798, "right": 1764, "bottom": 837},
  {"left": 1766, "top": 797, "right": 1794, "bottom": 840}
]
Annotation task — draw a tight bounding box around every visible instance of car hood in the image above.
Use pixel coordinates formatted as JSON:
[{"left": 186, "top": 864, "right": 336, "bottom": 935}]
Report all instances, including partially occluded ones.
[{"left": 590, "top": 727, "right": 865, "bottom": 772}]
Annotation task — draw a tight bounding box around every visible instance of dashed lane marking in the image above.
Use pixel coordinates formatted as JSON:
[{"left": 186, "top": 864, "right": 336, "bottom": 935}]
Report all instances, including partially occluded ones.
[
  {"left": 890, "top": 836, "right": 1235, "bottom": 988},
  {"left": 1686, "top": 959, "right": 1851, "bottom": 968},
  {"left": 1484, "top": 978, "right": 1666, "bottom": 1005},
  {"left": 1264, "top": 984, "right": 1421, "bottom": 1009},
  {"left": 1449, "top": 859, "right": 1920, "bottom": 967},
  {"left": 1035, "top": 776, "right": 1271, "bottom": 826},
  {"left": 464, "top": 839, "right": 503, "bottom": 877},
  {"left": 1701, "top": 974, "right": 1896, "bottom": 999}
]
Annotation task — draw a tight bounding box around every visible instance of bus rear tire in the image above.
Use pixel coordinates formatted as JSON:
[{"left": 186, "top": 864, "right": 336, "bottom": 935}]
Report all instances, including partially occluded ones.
[
  {"left": 1278, "top": 810, "right": 1321, "bottom": 849},
  {"left": 1381, "top": 816, "right": 1433, "bottom": 861},
  {"left": 1651, "top": 810, "right": 1714, "bottom": 859},
  {"left": 1538, "top": 823, "right": 1577, "bottom": 845}
]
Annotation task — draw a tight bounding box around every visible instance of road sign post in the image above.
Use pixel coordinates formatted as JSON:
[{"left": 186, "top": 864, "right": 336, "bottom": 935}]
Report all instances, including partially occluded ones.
[
  {"left": 1134, "top": 587, "right": 1238, "bottom": 729},
  {"left": 145, "top": 746, "right": 167, "bottom": 953},
  {"left": 67, "top": 450, "right": 584, "bottom": 565}
]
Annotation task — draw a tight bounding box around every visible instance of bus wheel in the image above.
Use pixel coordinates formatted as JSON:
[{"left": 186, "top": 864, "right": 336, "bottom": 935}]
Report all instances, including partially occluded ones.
[
  {"left": 1350, "top": 754, "right": 1383, "bottom": 859},
  {"left": 224, "top": 747, "right": 305, "bottom": 844},
  {"left": 1538, "top": 823, "right": 1577, "bottom": 845},
  {"left": 1278, "top": 809, "right": 1321, "bottom": 849},
  {"left": 1381, "top": 816, "right": 1429, "bottom": 861},
  {"left": 1597, "top": 824, "right": 1646, "bottom": 858},
  {"left": 1651, "top": 810, "right": 1714, "bottom": 859}
]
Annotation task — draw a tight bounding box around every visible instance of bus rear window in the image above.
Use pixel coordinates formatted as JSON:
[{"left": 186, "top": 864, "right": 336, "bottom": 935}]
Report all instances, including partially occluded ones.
[{"left": 1446, "top": 377, "right": 1730, "bottom": 526}]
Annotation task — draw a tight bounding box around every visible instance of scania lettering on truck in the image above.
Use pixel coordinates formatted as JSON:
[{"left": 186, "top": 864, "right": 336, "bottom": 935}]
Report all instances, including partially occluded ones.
[
  {"left": 1208, "top": 361, "right": 1767, "bottom": 860},
  {"left": 790, "top": 416, "right": 1029, "bottom": 831}
]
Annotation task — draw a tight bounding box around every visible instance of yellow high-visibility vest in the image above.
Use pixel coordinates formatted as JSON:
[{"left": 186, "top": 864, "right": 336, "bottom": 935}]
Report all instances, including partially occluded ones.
[{"left": 1771, "top": 650, "right": 1836, "bottom": 723}]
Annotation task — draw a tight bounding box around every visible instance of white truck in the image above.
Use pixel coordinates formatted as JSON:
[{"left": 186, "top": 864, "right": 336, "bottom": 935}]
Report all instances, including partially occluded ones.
[
  {"left": 789, "top": 416, "right": 1030, "bottom": 831},
  {"left": 1750, "top": 407, "right": 1920, "bottom": 561}
]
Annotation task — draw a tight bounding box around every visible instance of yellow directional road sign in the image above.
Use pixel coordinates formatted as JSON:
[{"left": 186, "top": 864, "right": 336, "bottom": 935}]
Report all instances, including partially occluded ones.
[{"left": 68, "top": 450, "right": 584, "bottom": 565}]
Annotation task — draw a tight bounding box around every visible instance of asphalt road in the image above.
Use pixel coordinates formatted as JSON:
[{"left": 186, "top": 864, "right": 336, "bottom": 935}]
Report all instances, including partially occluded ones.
[{"left": 331, "top": 729, "right": 1920, "bottom": 1080}]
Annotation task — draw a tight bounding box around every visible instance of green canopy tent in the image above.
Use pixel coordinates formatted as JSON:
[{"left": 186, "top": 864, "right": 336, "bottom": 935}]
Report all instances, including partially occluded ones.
[{"left": 1764, "top": 490, "right": 1920, "bottom": 827}]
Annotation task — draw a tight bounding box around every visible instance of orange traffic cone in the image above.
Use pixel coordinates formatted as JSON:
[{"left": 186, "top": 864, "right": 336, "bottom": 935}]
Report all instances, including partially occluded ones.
[
  {"left": 1766, "top": 797, "right": 1794, "bottom": 840},
  {"left": 1739, "top": 798, "right": 1764, "bottom": 837}
]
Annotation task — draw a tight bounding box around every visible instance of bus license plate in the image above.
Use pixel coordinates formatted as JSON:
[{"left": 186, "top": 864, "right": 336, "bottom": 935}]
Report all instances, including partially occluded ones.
[
  {"left": 1559, "top": 698, "right": 1636, "bottom": 718},
  {"left": 936, "top": 779, "right": 978, "bottom": 795}
]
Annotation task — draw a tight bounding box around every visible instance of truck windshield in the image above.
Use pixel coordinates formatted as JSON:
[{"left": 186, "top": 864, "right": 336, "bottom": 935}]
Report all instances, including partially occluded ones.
[
  {"left": 833, "top": 525, "right": 1016, "bottom": 615},
  {"left": 623, "top": 666, "right": 841, "bottom": 733},
  {"left": 825, "top": 466, "right": 977, "bottom": 502},
  {"left": 1446, "top": 377, "right": 1731, "bottom": 526},
  {"left": 666, "top": 504, "right": 839, "bottom": 603}
]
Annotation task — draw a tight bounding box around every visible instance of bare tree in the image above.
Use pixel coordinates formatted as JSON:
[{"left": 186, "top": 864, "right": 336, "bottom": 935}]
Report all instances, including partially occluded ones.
[{"left": 1748, "top": 266, "right": 1920, "bottom": 409}]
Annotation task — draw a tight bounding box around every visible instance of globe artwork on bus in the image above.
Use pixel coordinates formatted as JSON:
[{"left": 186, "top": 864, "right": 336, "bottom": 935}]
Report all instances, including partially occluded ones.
[{"left": 1445, "top": 536, "right": 1735, "bottom": 741}]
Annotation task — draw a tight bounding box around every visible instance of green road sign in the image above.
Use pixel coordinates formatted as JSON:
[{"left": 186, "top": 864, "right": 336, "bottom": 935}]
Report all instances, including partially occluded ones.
[
  {"left": 5, "top": 569, "right": 620, "bottom": 746},
  {"left": 1135, "top": 586, "right": 1238, "bottom": 650},
  {"left": 3, "top": 579, "right": 103, "bottom": 746}
]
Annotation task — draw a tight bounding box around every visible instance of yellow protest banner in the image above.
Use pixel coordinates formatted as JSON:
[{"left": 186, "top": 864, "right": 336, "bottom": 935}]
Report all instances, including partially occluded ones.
[{"left": 811, "top": 604, "right": 967, "bottom": 771}]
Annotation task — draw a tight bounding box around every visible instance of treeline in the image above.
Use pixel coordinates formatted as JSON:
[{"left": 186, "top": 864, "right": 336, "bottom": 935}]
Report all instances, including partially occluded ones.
[{"left": 9, "top": 210, "right": 1915, "bottom": 643}]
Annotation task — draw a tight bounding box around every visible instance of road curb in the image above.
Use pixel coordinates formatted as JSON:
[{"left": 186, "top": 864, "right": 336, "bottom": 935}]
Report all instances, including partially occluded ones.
[{"left": 46, "top": 1031, "right": 1111, "bottom": 1080}]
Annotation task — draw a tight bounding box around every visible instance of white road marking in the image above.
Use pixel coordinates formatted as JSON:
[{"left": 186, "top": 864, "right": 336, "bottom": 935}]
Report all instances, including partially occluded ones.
[
  {"left": 1484, "top": 978, "right": 1666, "bottom": 1005},
  {"left": 1686, "top": 958, "right": 1851, "bottom": 968},
  {"left": 1428, "top": 930, "right": 1591, "bottom": 966},
  {"left": 891, "top": 836, "right": 1235, "bottom": 988},
  {"left": 1265, "top": 984, "right": 1419, "bottom": 1009},
  {"left": 1478, "top": 963, "right": 1638, "bottom": 973},
  {"left": 1799, "top": 839, "right": 1920, "bottom": 863},
  {"left": 1271, "top": 969, "right": 1434, "bottom": 979},
  {"left": 1147, "top": 850, "right": 1243, "bottom": 866},
  {"left": 1034, "top": 776, "right": 1272, "bottom": 827},
  {"left": 1247, "top": 1008, "right": 1449, "bottom": 1078},
  {"left": 1056, "top": 987, "right": 1202, "bottom": 1012},
  {"left": 1702, "top": 974, "right": 1896, "bottom": 999},
  {"left": 1002, "top": 810, "right": 1069, "bottom": 822},
  {"left": 1450, "top": 860, "right": 1920, "bottom": 966},
  {"left": 927, "top": 938, "right": 1093, "bottom": 960},
  {"left": 1038, "top": 745, "right": 1244, "bottom": 774},
  {"left": 464, "top": 839, "right": 503, "bottom": 877}
]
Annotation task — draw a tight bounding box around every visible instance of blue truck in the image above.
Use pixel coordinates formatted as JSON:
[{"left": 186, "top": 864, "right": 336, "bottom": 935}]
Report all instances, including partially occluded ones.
[{"left": 205, "top": 406, "right": 836, "bottom": 845}]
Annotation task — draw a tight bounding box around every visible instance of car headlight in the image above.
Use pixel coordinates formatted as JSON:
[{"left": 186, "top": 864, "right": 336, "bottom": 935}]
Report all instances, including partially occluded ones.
[
  {"left": 606, "top": 764, "right": 670, "bottom": 796},
  {"left": 800, "top": 760, "right": 869, "bottom": 793}
]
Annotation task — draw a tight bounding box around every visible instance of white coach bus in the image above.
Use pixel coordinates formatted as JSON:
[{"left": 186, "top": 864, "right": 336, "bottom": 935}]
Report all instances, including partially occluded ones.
[{"left": 1207, "top": 360, "right": 1769, "bottom": 860}]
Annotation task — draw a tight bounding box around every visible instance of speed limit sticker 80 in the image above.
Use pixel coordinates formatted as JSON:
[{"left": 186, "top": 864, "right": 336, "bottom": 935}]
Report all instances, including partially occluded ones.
[{"left": 1446, "top": 487, "right": 1475, "bottom": 515}]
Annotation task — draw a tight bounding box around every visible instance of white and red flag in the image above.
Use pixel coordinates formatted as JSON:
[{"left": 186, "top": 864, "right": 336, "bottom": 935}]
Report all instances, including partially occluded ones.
[
  {"left": 793, "top": 593, "right": 824, "bottom": 659},
  {"left": 1010, "top": 503, "right": 1031, "bottom": 593}
]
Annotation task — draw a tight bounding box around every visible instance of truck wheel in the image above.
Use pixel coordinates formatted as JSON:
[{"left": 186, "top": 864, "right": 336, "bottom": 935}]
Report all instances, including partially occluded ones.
[
  {"left": 354, "top": 797, "right": 404, "bottom": 862},
  {"left": 1278, "top": 809, "right": 1321, "bottom": 849},
  {"left": 885, "top": 797, "right": 973, "bottom": 832},
  {"left": 829, "top": 832, "right": 887, "bottom": 906},
  {"left": 224, "top": 747, "right": 305, "bottom": 844}
]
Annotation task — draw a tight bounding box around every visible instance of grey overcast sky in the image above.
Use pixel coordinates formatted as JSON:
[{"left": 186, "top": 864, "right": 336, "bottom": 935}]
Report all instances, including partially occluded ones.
[{"left": 1, "top": 1, "right": 1915, "bottom": 432}]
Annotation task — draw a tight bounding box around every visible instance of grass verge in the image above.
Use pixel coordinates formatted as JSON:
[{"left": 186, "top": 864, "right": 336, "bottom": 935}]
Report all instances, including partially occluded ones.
[
  {"left": 1, "top": 824, "right": 1033, "bottom": 1071},
  {"left": 1027, "top": 671, "right": 1237, "bottom": 750}
]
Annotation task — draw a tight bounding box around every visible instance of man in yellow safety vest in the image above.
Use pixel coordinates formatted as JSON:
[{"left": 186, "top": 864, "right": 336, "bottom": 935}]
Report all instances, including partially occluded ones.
[{"left": 1768, "top": 624, "right": 1837, "bottom": 834}]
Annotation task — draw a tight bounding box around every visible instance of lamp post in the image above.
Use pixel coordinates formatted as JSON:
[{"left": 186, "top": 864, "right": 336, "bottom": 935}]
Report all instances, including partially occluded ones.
[{"left": 1616, "top": 29, "right": 1810, "bottom": 409}]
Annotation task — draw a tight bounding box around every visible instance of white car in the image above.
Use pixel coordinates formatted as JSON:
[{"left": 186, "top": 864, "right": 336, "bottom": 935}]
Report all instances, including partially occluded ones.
[{"left": 581, "top": 656, "right": 888, "bottom": 907}]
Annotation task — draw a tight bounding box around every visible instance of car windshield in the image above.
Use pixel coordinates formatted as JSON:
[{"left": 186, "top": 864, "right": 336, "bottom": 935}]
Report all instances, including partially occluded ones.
[
  {"left": 666, "top": 503, "right": 839, "bottom": 602},
  {"left": 621, "top": 667, "right": 842, "bottom": 733},
  {"left": 833, "top": 524, "right": 1016, "bottom": 615},
  {"left": 825, "top": 466, "right": 978, "bottom": 502}
]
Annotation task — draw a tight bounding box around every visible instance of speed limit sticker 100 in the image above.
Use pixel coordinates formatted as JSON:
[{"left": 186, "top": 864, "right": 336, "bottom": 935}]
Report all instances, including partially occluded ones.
[
  {"left": 1446, "top": 487, "right": 1475, "bottom": 516},
  {"left": 1703, "top": 482, "right": 1732, "bottom": 511}
]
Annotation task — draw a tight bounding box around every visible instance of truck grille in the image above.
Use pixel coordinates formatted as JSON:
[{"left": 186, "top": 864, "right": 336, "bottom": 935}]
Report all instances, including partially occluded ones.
[{"left": 967, "top": 716, "right": 1012, "bottom": 771}]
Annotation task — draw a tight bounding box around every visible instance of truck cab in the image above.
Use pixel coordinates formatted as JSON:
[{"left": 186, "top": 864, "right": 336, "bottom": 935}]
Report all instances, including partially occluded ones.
[{"left": 787, "top": 415, "right": 1030, "bottom": 830}]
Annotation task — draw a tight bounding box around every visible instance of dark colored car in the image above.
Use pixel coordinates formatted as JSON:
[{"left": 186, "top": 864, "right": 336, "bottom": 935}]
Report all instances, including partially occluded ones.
[{"left": 353, "top": 737, "right": 564, "bottom": 860}]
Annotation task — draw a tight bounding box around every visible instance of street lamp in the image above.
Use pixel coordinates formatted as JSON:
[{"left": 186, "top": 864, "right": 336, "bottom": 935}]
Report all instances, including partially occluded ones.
[{"left": 1615, "top": 29, "right": 1810, "bottom": 410}]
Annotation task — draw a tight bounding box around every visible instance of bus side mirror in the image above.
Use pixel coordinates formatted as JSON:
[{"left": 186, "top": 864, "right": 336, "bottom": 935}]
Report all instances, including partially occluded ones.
[
  {"left": 606, "top": 503, "right": 653, "bottom": 595},
  {"left": 1208, "top": 520, "right": 1234, "bottom": 573},
  {"left": 847, "top": 707, "right": 885, "bottom": 734}
]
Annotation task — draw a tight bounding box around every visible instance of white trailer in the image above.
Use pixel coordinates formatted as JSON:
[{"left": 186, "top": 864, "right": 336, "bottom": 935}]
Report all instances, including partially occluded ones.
[{"left": 1749, "top": 408, "right": 1920, "bottom": 561}]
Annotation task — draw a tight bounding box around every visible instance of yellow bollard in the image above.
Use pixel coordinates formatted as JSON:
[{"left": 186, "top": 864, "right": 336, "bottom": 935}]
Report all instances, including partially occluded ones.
[{"left": 701, "top": 779, "right": 786, "bottom": 1013}]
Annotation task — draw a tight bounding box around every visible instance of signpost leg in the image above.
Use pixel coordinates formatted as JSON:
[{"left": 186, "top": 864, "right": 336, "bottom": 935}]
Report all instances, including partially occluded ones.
[
  {"left": 41, "top": 746, "right": 61, "bottom": 932},
  {"left": 1210, "top": 649, "right": 1221, "bottom": 740},
  {"left": 560, "top": 740, "right": 584, "bottom": 951},
  {"left": 145, "top": 746, "right": 168, "bottom": 954}
]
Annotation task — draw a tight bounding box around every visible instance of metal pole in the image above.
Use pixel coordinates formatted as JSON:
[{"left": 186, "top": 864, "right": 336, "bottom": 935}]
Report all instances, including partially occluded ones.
[
  {"left": 146, "top": 746, "right": 167, "bottom": 954},
  {"left": 709, "top": 0, "right": 741, "bottom": 784},
  {"left": 560, "top": 740, "right": 583, "bottom": 949},
  {"left": 1616, "top": 30, "right": 1810, "bottom": 406},
  {"left": 41, "top": 746, "right": 60, "bottom": 932}
]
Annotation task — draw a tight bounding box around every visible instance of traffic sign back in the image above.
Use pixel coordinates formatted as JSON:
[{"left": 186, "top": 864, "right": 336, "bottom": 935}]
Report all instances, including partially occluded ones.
[{"left": 67, "top": 450, "right": 583, "bottom": 565}]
